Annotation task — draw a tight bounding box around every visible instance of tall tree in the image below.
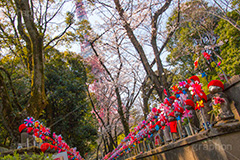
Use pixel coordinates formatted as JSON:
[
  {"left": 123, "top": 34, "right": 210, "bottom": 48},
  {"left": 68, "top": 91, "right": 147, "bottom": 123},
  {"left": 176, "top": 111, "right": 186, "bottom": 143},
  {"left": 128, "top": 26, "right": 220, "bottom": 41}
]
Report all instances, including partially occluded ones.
[
  {"left": 90, "top": 0, "right": 180, "bottom": 101},
  {"left": 0, "top": 0, "right": 74, "bottom": 119},
  {"left": 112, "top": 0, "right": 180, "bottom": 98},
  {"left": 0, "top": 0, "right": 81, "bottom": 147}
]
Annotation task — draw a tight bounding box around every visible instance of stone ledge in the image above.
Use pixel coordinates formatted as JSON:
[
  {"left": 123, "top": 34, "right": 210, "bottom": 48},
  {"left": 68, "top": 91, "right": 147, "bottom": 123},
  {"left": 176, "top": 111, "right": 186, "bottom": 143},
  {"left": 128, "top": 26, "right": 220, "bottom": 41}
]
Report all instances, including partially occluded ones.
[
  {"left": 224, "top": 75, "right": 240, "bottom": 91},
  {"left": 127, "top": 121, "right": 240, "bottom": 160},
  {"left": 0, "top": 146, "right": 57, "bottom": 157}
]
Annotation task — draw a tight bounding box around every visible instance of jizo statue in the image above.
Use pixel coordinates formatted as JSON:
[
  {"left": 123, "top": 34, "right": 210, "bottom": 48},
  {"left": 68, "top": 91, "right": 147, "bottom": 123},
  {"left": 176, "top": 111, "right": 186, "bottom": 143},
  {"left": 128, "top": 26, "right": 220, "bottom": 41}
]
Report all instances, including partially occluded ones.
[{"left": 208, "top": 80, "right": 235, "bottom": 122}]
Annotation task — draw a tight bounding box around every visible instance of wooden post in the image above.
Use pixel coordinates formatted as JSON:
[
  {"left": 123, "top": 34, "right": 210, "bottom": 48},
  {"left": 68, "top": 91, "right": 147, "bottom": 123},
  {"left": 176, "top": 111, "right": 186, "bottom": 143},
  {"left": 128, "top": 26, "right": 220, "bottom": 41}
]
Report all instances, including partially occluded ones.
[
  {"left": 177, "top": 121, "right": 183, "bottom": 139},
  {"left": 27, "top": 137, "right": 29, "bottom": 148}
]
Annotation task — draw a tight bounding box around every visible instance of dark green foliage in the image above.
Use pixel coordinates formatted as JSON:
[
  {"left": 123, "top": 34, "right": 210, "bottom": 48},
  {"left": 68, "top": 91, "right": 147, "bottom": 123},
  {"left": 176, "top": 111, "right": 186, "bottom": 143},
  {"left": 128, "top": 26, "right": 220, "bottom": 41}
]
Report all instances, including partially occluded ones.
[
  {"left": 0, "top": 152, "right": 53, "bottom": 160},
  {"left": 214, "top": 10, "right": 240, "bottom": 76},
  {"left": 0, "top": 50, "right": 98, "bottom": 155},
  {"left": 43, "top": 49, "right": 98, "bottom": 156},
  {"left": 166, "top": 0, "right": 240, "bottom": 83}
]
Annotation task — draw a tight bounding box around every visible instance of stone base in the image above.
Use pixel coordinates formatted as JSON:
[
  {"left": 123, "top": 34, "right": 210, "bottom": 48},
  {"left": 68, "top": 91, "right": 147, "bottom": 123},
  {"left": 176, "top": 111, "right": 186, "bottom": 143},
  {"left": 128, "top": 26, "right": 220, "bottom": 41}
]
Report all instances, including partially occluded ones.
[
  {"left": 213, "top": 119, "right": 239, "bottom": 128},
  {"left": 126, "top": 121, "right": 240, "bottom": 160}
]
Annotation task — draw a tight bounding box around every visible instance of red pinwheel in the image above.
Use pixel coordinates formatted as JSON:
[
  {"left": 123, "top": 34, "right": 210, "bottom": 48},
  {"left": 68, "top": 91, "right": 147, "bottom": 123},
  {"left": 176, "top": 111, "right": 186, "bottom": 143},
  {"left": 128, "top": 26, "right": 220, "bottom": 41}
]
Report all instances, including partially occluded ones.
[
  {"left": 202, "top": 52, "right": 211, "bottom": 60},
  {"left": 164, "top": 89, "right": 168, "bottom": 96},
  {"left": 171, "top": 85, "right": 179, "bottom": 93},
  {"left": 194, "top": 58, "right": 199, "bottom": 70}
]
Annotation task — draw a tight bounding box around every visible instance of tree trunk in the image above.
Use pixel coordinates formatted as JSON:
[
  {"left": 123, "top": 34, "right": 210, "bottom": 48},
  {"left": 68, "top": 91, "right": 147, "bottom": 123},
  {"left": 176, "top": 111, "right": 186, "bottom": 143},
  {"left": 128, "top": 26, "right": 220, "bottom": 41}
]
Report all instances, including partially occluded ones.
[
  {"left": 17, "top": 0, "right": 47, "bottom": 118},
  {"left": 114, "top": 0, "right": 164, "bottom": 99},
  {"left": 115, "top": 87, "right": 130, "bottom": 136},
  {"left": 151, "top": 0, "right": 172, "bottom": 90}
]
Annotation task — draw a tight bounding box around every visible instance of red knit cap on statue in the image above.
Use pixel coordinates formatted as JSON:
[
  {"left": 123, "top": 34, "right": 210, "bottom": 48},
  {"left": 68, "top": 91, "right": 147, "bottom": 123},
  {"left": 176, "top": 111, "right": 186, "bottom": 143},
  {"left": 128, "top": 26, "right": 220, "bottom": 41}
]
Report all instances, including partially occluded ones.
[
  {"left": 208, "top": 80, "right": 224, "bottom": 90},
  {"left": 188, "top": 75, "right": 200, "bottom": 83},
  {"left": 184, "top": 99, "right": 195, "bottom": 108},
  {"left": 40, "top": 143, "right": 50, "bottom": 152},
  {"left": 169, "top": 96, "right": 176, "bottom": 100},
  {"left": 19, "top": 124, "right": 27, "bottom": 133}
]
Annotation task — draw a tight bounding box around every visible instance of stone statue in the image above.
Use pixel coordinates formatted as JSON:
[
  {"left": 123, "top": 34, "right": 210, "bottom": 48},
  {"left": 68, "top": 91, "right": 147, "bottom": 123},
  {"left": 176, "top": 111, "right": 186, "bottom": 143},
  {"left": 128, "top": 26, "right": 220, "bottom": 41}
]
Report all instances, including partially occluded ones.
[
  {"left": 174, "top": 104, "right": 187, "bottom": 138},
  {"left": 208, "top": 80, "right": 235, "bottom": 123},
  {"left": 184, "top": 99, "right": 200, "bottom": 134},
  {"left": 19, "top": 124, "right": 35, "bottom": 148},
  {"left": 168, "top": 111, "right": 179, "bottom": 141}
]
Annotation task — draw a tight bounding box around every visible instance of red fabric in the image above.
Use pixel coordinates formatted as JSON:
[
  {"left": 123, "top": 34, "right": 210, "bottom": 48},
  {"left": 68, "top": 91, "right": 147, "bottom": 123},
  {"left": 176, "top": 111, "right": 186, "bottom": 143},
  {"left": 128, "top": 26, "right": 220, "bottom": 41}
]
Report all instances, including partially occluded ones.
[
  {"left": 164, "top": 89, "right": 168, "bottom": 96},
  {"left": 155, "top": 135, "right": 160, "bottom": 146},
  {"left": 169, "top": 121, "right": 177, "bottom": 133},
  {"left": 40, "top": 143, "right": 50, "bottom": 152},
  {"left": 19, "top": 124, "right": 27, "bottom": 133},
  {"left": 208, "top": 80, "right": 224, "bottom": 90},
  {"left": 203, "top": 52, "right": 211, "bottom": 60},
  {"left": 185, "top": 99, "right": 195, "bottom": 108}
]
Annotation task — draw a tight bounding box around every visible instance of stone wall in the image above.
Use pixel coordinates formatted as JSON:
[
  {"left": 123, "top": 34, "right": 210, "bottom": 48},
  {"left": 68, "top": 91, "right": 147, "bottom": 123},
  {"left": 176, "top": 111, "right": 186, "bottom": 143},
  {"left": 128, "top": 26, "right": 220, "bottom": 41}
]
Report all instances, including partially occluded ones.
[
  {"left": 224, "top": 75, "right": 240, "bottom": 120},
  {"left": 126, "top": 121, "right": 240, "bottom": 160}
]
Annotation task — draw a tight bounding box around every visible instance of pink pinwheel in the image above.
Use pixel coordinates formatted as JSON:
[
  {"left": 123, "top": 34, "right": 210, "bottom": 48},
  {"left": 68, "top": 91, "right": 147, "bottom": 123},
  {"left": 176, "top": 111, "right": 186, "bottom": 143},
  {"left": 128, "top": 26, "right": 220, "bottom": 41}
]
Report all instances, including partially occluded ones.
[
  {"left": 24, "top": 117, "right": 35, "bottom": 126},
  {"left": 213, "top": 97, "right": 225, "bottom": 105},
  {"left": 190, "top": 83, "right": 203, "bottom": 95},
  {"left": 142, "top": 120, "right": 146, "bottom": 125},
  {"left": 53, "top": 132, "right": 57, "bottom": 139},
  {"left": 181, "top": 110, "right": 193, "bottom": 121},
  {"left": 173, "top": 101, "right": 180, "bottom": 108},
  {"left": 179, "top": 81, "right": 187, "bottom": 87},
  {"left": 41, "top": 135, "right": 46, "bottom": 140},
  {"left": 58, "top": 135, "right": 62, "bottom": 143},
  {"left": 180, "top": 93, "right": 188, "bottom": 101},
  {"left": 152, "top": 107, "right": 157, "bottom": 113}
]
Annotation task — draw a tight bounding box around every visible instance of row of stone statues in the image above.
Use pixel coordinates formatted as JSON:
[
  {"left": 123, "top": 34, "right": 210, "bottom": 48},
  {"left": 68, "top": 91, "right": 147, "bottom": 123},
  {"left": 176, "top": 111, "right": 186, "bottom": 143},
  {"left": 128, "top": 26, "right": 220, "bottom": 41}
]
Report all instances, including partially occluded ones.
[{"left": 123, "top": 78, "right": 236, "bottom": 158}]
